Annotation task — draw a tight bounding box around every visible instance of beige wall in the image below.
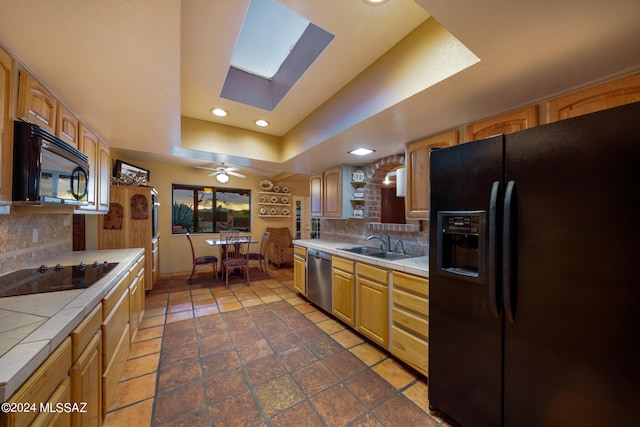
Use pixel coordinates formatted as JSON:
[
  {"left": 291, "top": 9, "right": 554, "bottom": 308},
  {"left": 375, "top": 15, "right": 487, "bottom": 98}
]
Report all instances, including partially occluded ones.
[{"left": 100, "top": 156, "right": 309, "bottom": 275}]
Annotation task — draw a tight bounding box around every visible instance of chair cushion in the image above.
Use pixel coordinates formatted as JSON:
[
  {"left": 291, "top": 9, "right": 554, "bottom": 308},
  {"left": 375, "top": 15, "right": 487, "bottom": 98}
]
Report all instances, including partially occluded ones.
[{"left": 196, "top": 255, "right": 218, "bottom": 264}]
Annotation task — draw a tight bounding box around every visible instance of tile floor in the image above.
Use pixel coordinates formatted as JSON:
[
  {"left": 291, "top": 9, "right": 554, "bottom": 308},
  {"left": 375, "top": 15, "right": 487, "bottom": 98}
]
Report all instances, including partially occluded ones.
[{"left": 103, "top": 266, "right": 450, "bottom": 427}]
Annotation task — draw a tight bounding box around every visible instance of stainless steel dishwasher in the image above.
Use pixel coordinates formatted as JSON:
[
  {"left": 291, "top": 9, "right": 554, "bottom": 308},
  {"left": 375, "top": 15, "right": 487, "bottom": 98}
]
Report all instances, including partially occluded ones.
[{"left": 306, "top": 249, "right": 332, "bottom": 313}]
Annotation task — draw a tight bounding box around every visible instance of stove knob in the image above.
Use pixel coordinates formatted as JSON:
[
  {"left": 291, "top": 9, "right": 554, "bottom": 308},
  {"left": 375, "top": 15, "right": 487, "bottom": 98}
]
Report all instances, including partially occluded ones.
[
  {"left": 103, "top": 261, "right": 109, "bottom": 269},
  {"left": 93, "top": 261, "right": 100, "bottom": 268},
  {"left": 79, "top": 262, "right": 86, "bottom": 270},
  {"left": 39, "top": 264, "right": 49, "bottom": 272},
  {"left": 55, "top": 264, "right": 64, "bottom": 271}
]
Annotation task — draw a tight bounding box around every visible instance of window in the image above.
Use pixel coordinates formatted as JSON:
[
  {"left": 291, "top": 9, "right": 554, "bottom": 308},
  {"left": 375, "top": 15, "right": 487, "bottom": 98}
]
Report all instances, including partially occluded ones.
[{"left": 172, "top": 184, "right": 251, "bottom": 233}]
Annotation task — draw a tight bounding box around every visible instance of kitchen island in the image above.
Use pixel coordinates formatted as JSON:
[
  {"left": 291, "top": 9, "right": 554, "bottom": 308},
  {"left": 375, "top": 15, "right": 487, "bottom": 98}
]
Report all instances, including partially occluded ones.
[{"left": 0, "top": 248, "right": 143, "bottom": 404}]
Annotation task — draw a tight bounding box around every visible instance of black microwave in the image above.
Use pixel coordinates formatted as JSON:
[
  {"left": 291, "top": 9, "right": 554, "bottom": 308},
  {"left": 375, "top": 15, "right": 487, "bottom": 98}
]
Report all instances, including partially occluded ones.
[{"left": 12, "top": 121, "right": 89, "bottom": 205}]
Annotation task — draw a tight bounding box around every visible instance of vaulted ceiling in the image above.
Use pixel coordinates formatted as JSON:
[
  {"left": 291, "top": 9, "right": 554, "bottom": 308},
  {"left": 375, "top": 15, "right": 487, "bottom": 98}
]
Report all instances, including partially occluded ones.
[{"left": 1, "top": 0, "right": 639, "bottom": 179}]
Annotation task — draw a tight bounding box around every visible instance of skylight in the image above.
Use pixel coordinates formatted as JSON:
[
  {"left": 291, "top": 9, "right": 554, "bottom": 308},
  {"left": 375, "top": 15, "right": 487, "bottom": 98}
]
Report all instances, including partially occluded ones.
[
  {"left": 231, "top": 0, "right": 310, "bottom": 79},
  {"left": 220, "top": 0, "right": 334, "bottom": 111}
]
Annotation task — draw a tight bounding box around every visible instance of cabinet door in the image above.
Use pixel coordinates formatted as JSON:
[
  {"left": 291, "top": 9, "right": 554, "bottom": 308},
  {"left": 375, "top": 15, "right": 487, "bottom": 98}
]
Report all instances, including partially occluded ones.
[
  {"left": 97, "top": 140, "right": 111, "bottom": 212},
  {"left": 293, "top": 254, "right": 306, "bottom": 295},
  {"left": 465, "top": 105, "right": 538, "bottom": 142},
  {"left": 56, "top": 103, "right": 79, "bottom": 148},
  {"left": 332, "top": 267, "right": 355, "bottom": 326},
  {"left": 17, "top": 71, "right": 57, "bottom": 134},
  {"left": 357, "top": 276, "right": 388, "bottom": 347},
  {"left": 323, "top": 166, "right": 342, "bottom": 217},
  {"left": 405, "top": 130, "right": 458, "bottom": 219},
  {"left": 0, "top": 46, "right": 14, "bottom": 203},
  {"left": 547, "top": 73, "right": 640, "bottom": 122},
  {"left": 78, "top": 124, "right": 99, "bottom": 211},
  {"left": 309, "top": 173, "right": 323, "bottom": 217},
  {"left": 71, "top": 332, "right": 102, "bottom": 427}
]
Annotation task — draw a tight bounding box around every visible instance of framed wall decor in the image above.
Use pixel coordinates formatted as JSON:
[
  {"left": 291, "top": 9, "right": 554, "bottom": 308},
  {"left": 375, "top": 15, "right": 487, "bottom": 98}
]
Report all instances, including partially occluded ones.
[{"left": 114, "top": 160, "right": 150, "bottom": 184}]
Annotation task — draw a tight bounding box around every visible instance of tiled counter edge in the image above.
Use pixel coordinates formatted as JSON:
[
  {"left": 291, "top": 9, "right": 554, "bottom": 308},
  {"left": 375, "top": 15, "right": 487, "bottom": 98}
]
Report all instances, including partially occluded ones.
[
  {"left": 0, "top": 248, "right": 144, "bottom": 402},
  {"left": 292, "top": 239, "right": 429, "bottom": 278}
]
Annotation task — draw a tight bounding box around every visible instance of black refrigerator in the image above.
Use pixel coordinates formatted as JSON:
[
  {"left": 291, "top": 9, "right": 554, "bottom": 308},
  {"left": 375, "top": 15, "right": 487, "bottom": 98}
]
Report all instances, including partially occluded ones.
[{"left": 428, "top": 101, "right": 640, "bottom": 427}]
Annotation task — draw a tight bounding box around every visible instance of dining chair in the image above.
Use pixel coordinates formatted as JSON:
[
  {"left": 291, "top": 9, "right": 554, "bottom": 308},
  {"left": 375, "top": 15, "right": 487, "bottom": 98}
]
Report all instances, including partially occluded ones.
[
  {"left": 247, "top": 231, "right": 270, "bottom": 274},
  {"left": 186, "top": 232, "right": 218, "bottom": 282},
  {"left": 221, "top": 235, "right": 251, "bottom": 287}
]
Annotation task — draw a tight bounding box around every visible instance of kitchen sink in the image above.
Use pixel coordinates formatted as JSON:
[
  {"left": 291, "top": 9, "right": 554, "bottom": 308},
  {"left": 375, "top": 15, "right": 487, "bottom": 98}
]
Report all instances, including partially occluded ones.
[
  {"left": 337, "top": 246, "right": 381, "bottom": 255},
  {"left": 337, "top": 246, "right": 420, "bottom": 260}
]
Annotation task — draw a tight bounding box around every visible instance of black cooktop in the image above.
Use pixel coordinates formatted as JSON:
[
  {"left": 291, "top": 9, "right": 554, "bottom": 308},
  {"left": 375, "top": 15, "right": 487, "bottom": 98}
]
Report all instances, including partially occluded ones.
[{"left": 0, "top": 262, "right": 119, "bottom": 298}]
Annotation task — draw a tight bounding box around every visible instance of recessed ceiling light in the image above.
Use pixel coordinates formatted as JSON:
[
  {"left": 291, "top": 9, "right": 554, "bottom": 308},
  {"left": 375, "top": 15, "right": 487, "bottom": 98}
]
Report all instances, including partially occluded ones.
[
  {"left": 255, "top": 119, "right": 270, "bottom": 127},
  {"left": 210, "top": 107, "right": 228, "bottom": 117},
  {"left": 349, "top": 148, "right": 376, "bottom": 156},
  {"left": 363, "top": 0, "right": 389, "bottom": 5}
]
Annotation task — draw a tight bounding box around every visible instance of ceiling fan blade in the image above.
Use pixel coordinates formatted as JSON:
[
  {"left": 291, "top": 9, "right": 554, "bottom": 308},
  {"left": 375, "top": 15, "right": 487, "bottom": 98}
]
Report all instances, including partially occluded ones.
[
  {"left": 224, "top": 166, "right": 240, "bottom": 172},
  {"left": 195, "top": 165, "right": 218, "bottom": 171},
  {"left": 208, "top": 171, "right": 223, "bottom": 176},
  {"left": 227, "top": 171, "right": 246, "bottom": 178}
]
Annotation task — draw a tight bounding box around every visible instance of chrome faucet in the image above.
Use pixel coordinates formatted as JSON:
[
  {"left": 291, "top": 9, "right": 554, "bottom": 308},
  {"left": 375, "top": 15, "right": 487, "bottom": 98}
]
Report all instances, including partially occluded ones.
[
  {"left": 394, "top": 239, "right": 406, "bottom": 254},
  {"left": 367, "top": 234, "right": 391, "bottom": 252}
]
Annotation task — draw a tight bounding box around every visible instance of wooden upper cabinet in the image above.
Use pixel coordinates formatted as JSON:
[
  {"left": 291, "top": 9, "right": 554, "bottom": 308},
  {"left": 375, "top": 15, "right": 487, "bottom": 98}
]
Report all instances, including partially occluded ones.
[
  {"left": 0, "top": 46, "right": 14, "bottom": 204},
  {"left": 466, "top": 105, "right": 539, "bottom": 142},
  {"left": 56, "top": 103, "right": 79, "bottom": 148},
  {"left": 17, "top": 71, "right": 57, "bottom": 134},
  {"left": 405, "top": 130, "right": 458, "bottom": 219},
  {"left": 323, "top": 166, "right": 342, "bottom": 218},
  {"left": 98, "top": 140, "right": 111, "bottom": 212},
  {"left": 547, "top": 73, "right": 640, "bottom": 123},
  {"left": 78, "top": 123, "right": 99, "bottom": 211},
  {"left": 310, "top": 173, "right": 323, "bottom": 217}
]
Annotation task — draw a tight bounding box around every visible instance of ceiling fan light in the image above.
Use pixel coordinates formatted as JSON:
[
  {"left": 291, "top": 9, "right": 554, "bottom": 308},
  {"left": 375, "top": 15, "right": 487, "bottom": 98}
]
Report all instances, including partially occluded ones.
[
  {"left": 216, "top": 173, "right": 230, "bottom": 183},
  {"left": 211, "top": 107, "right": 228, "bottom": 117}
]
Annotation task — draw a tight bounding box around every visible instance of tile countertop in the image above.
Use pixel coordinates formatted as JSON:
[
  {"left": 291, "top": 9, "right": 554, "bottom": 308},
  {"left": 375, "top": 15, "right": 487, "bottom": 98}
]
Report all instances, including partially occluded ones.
[
  {"left": 0, "top": 248, "right": 144, "bottom": 402},
  {"left": 292, "top": 239, "right": 429, "bottom": 278}
]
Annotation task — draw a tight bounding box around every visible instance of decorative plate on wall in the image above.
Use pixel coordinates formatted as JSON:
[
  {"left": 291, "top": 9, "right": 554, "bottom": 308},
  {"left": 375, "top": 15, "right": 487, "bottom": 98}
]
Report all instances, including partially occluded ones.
[
  {"left": 270, "top": 208, "right": 277, "bottom": 215},
  {"left": 260, "top": 207, "right": 267, "bottom": 215},
  {"left": 259, "top": 180, "right": 273, "bottom": 191},
  {"left": 272, "top": 185, "right": 280, "bottom": 193},
  {"left": 281, "top": 208, "right": 289, "bottom": 216},
  {"left": 259, "top": 195, "right": 266, "bottom": 203},
  {"left": 282, "top": 186, "right": 290, "bottom": 193},
  {"left": 280, "top": 196, "right": 289, "bottom": 204},
  {"left": 271, "top": 196, "right": 278, "bottom": 203}
]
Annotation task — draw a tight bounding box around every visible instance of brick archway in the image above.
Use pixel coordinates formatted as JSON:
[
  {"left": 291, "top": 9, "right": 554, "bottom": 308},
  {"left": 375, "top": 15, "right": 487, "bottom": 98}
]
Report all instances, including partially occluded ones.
[{"left": 364, "top": 154, "right": 405, "bottom": 223}]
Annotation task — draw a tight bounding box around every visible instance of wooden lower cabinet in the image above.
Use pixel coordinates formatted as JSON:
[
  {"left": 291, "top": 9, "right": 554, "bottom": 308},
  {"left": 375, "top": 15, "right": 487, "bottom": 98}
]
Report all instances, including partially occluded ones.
[
  {"left": 70, "top": 332, "right": 102, "bottom": 427},
  {"left": 31, "top": 377, "right": 72, "bottom": 427},
  {"left": 3, "top": 338, "right": 72, "bottom": 427},
  {"left": 391, "top": 271, "right": 429, "bottom": 376},
  {"left": 293, "top": 246, "right": 307, "bottom": 295},
  {"left": 332, "top": 257, "right": 355, "bottom": 327},
  {"left": 356, "top": 263, "right": 389, "bottom": 347}
]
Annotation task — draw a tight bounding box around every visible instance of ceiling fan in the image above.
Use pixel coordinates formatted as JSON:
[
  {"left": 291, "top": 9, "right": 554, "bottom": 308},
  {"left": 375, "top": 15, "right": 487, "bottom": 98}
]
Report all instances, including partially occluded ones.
[{"left": 196, "top": 163, "right": 246, "bottom": 183}]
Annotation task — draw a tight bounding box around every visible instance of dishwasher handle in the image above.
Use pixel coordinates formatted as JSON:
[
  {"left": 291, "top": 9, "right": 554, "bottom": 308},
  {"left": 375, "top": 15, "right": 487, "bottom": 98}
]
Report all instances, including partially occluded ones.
[{"left": 308, "top": 249, "right": 332, "bottom": 261}]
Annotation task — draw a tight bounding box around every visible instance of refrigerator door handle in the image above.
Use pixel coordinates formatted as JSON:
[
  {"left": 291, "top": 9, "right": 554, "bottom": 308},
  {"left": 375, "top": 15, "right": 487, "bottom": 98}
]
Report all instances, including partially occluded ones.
[
  {"left": 503, "top": 180, "right": 516, "bottom": 323},
  {"left": 488, "top": 181, "right": 501, "bottom": 318}
]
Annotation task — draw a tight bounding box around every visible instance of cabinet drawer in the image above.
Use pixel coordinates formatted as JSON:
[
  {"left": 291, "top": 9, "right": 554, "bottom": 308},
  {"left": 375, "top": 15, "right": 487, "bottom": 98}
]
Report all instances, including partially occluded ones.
[
  {"left": 332, "top": 256, "right": 354, "bottom": 273},
  {"left": 391, "top": 325, "right": 428, "bottom": 376},
  {"left": 71, "top": 302, "right": 102, "bottom": 361},
  {"left": 393, "top": 271, "right": 428, "bottom": 297},
  {"left": 102, "top": 273, "right": 129, "bottom": 318},
  {"left": 393, "top": 288, "right": 428, "bottom": 317},
  {"left": 6, "top": 337, "right": 72, "bottom": 427},
  {"left": 294, "top": 246, "right": 307, "bottom": 257},
  {"left": 102, "top": 324, "right": 130, "bottom": 418},
  {"left": 357, "top": 262, "right": 388, "bottom": 283},
  {"left": 102, "top": 290, "right": 130, "bottom": 365},
  {"left": 392, "top": 307, "right": 428, "bottom": 339}
]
